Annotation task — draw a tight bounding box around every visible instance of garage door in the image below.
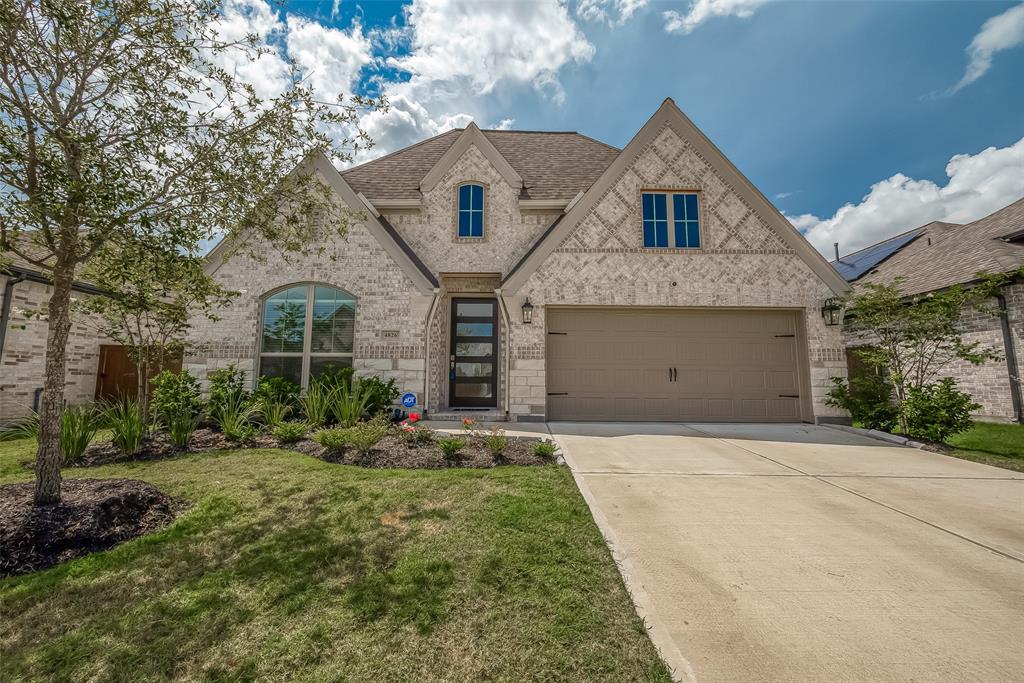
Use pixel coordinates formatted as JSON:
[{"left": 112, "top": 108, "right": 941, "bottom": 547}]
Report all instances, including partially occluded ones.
[{"left": 546, "top": 308, "right": 804, "bottom": 422}]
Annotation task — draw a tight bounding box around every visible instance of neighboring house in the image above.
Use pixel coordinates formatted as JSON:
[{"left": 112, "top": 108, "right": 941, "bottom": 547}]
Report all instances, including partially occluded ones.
[
  {"left": 192, "top": 99, "right": 851, "bottom": 423},
  {"left": 833, "top": 198, "right": 1024, "bottom": 422},
  {"left": 0, "top": 263, "right": 109, "bottom": 423}
]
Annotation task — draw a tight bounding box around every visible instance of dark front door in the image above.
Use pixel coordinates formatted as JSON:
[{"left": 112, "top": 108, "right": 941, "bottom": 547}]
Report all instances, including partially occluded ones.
[{"left": 449, "top": 298, "right": 498, "bottom": 407}]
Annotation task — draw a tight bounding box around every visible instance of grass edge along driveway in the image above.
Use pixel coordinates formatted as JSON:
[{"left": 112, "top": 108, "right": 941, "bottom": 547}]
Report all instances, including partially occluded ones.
[{"left": 0, "top": 439, "right": 672, "bottom": 682}]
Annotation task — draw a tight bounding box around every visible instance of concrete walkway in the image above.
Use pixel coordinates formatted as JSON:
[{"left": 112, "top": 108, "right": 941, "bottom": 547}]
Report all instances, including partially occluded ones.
[{"left": 549, "top": 422, "right": 1024, "bottom": 682}]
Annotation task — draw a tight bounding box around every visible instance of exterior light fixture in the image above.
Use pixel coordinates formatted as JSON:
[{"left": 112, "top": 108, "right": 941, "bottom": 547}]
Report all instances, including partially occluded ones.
[
  {"left": 821, "top": 297, "right": 843, "bottom": 326},
  {"left": 521, "top": 297, "right": 534, "bottom": 324}
]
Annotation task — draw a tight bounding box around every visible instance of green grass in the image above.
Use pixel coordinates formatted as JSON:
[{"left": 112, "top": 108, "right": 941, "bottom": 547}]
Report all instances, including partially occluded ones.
[
  {"left": 0, "top": 438, "right": 670, "bottom": 682},
  {"left": 945, "top": 422, "right": 1024, "bottom": 473}
]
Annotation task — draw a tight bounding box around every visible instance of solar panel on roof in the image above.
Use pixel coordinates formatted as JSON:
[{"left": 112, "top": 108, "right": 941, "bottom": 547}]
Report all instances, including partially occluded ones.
[{"left": 831, "top": 229, "right": 924, "bottom": 281}]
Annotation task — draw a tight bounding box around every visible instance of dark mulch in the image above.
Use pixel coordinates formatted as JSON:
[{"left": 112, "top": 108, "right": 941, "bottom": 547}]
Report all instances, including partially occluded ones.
[
  {"left": 74, "top": 428, "right": 277, "bottom": 467},
  {"left": 0, "top": 479, "right": 180, "bottom": 577},
  {"left": 309, "top": 434, "right": 554, "bottom": 469}
]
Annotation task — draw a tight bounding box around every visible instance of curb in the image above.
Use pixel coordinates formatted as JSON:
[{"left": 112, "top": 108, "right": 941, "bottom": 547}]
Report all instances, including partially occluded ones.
[{"left": 821, "top": 423, "right": 929, "bottom": 450}]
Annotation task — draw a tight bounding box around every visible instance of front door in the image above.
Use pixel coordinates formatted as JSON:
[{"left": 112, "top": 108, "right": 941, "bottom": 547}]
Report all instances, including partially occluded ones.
[{"left": 449, "top": 298, "right": 499, "bottom": 407}]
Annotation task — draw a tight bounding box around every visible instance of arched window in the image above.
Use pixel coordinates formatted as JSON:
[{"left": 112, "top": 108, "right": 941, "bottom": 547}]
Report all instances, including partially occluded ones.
[
  {"left": 457, "top": 183, "right": 485, "bottom": 237},
  {"left": 259, "top": 284, "right": 355, "bottom": 388}
]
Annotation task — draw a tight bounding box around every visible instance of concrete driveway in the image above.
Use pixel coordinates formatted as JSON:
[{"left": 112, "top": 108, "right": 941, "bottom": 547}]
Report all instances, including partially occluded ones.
[{"left": 550, "top": 422, "right": 1024, "bottom": 682}]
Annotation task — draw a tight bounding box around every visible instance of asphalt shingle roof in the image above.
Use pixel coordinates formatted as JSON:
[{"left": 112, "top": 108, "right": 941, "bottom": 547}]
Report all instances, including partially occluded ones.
[
  {"left": 340, "top": 129, "right": 621, "bottom": 201},
  {"left": 851, "top": 197, "right": 1024, "bottom": 295}
]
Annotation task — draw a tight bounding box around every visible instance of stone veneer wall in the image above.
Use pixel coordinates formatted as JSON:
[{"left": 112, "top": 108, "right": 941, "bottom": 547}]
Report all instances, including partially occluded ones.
[
  {"left": 383, "top": 145, "right": 559, "bottom": 276},
  {"left": 844, "top": 281, "right": 1024, "bottom": 422},
  {"left": 505, "top": 124, "right": 848, "bottom": 422},
  {"left": 0, "top": 277, "right": 108, "bottom": 423},
  {"left": 186, "top": 220, "right": 433, "bottom": 405}
]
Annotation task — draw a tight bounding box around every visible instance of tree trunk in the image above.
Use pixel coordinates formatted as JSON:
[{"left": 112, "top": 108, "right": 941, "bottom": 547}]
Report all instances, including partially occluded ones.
[{"left": 34, "top": 270, "right": 74, "bottom": 506}]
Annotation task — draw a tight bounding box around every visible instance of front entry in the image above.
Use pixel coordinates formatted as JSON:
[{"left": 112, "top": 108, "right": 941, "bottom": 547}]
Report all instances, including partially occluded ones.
[{"left": 449, "top": 298, "right": 499, "bottom": 407}]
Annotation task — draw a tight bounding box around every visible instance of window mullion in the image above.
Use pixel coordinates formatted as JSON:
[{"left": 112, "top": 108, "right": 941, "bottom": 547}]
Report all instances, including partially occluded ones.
[
  {"left": 302, "top": 285, "right": 313, "bottom": 390},
  {"left": 667, "top": 193, "right": 677, "bottom": 248}
]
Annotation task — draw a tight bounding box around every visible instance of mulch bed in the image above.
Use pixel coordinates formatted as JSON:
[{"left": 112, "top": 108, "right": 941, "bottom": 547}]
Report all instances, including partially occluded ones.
[
  {"left": 68, "top": 428, "right": 556, "bottom": 470},
  {"left": 0, "top": 479, "right": 180, "bottom": 577},
  {"left": 305, "top": 434, "right": 554, "bottom": 469}
]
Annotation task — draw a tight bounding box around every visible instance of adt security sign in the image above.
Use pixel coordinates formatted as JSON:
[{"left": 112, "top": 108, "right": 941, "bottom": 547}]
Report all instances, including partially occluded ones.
[{"left": 401, "top": 392, "right": 417, "bottom": 409}]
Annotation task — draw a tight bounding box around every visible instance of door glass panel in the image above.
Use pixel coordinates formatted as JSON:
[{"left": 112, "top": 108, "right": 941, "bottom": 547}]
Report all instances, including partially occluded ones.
[
  {"left": 455, "top": 342, "right": 493, "bottom": 357},
  {"left": 456, "top": 302, "right": 493, "bottom": 317},
  {"left": 455, "top": 322, "right": 493, "bottom": 337},
  {"left": 455, "top": 382, "right": 493, "bottom": 398},
  {"left": 456, "top": 362, "right": 493, "bottom": 378}
]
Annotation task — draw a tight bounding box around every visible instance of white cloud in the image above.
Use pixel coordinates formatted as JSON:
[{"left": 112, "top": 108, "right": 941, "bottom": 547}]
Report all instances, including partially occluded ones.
[
  {"left": 285, "top": 16, "right": 372, "bottom": 99},
  {"left": 951, "top": 2, "right": 1024, "bottom": 93},
  {"left": 577, "top": 0, "right": 648, "bottom": 25},
  {"left": 212, "top": 0, "right": 291, "bottom": 101},
  {"left": 791, "top": 137, "right": 1024, "bottom": 257},
  {"left": 490, "top": 118, "right": 515, "bottom": 131},
  {"left": 663, "top": 0, "right": 767, "bottom": 35},
  {"left": 774, "top": 191, "right": 792, "bottom": 200}
]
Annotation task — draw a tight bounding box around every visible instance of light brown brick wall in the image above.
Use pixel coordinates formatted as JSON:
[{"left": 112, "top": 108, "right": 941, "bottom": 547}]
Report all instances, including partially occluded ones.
[
  {"left": 0, "top": 277, "right": 108, "bottom": 423},
  {"left": 507, "top": 124, "right": 847, "bottom": 421}
]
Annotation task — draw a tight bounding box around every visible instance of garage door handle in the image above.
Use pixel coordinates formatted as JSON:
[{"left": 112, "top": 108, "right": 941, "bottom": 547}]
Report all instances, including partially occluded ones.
[
  {"left": 547, "top": 392, "right": 568, "bottom": 396},
  {"left": 778, "top": 394, "right": 799, "bottom": 398}
]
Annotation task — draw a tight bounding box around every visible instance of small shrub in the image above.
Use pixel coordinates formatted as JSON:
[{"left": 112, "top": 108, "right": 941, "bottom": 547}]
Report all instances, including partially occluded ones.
[
  {"left": 313, "top": 427, "right": 351, "bottom": 452},
  {"left": 345, "top": 416, "right": 390, "bottom": 456},
  {"left": 0, "top": 412, "right": 40, "bottom": 442},
  {"left": 299, "top": 379, "right": 332, "bottom": 427},
  {"left": 207, "top": 364, "right": 248, "bottom": 413},
  {"left": 272, "top": 421, "right": 309, "bottom": 444},
  {"left": 901, "top": 378, "right": 979, "bottom": 443},
  {"left": 354, "top": 375, "right": 399, "bottom": 416},
  {"left": 479, "top": 426, "right": 508, "bottom": 458},
  {"left": 400, "top": 424, "right": 434, "bottom": 447},
  {"left": 825, "top": 375, "right": 899, "bottom": 432},
  {"left": 436, "top": 436, "right": 465, "bottom": 459},
  {"left": 314, "top": 365, "right": 355, "bottom": 392},
  {"left": 253, "top": 376, "right": 301, "bottom": 409},
  {"left": 165, "top": 412, "right": 198, "bottom": 449},
  {"left": 151, "top": 370, "right": 203, "bottom": 445},
  {"left": 532, "top": 440, "right": 559, "bottom": 459},
  {"left": 60, "top": 405, "right": 101, "bottom": 463},
  {"left": 210, "top": 392, "right": 257, "bottom": 443},
  {"left": 330, "top": 382, "right": 371, "bottom": 428},
  {"left": 103, "top": 399, "right": 146, "bottom": 456},
  {"left": 255, "top": 397, "right": 291, "bottom": 428}
]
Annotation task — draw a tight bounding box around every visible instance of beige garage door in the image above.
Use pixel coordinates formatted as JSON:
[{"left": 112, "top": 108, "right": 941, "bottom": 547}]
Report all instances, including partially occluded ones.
[{"left": 546, "top": 308, "right": 804, "bottom": 422}]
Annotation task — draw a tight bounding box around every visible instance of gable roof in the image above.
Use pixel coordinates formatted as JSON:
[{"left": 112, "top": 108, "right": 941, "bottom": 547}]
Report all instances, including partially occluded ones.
[
  {"left": 853, "top": 197, "right": 1024, "bottom": 295},
  {"left": 501, "top": 98, "right": 851, "bottom": 295},
  {"left": 205, "top": 151, "right": 437, "bottom": 294},
  {"left": 420, "top": 122, "right": 522, "bottom": 193},
  {"left": 341, "top": 128, "right": 619, "bottom": 201}
]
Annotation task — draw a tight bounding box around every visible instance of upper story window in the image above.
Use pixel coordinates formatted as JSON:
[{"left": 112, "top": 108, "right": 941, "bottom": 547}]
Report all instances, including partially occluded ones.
[
  {"left": 458, "top": 183, "right": 485, "bottom": 238},
  {"left": 641, "top": 191, "right": 701, "bottom": 249},
  {"left": 259, "top": 284, "right": 355, "bottom": 389}
]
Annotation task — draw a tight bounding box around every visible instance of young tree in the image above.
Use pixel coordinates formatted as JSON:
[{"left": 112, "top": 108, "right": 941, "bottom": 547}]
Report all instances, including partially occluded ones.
[
  {"left": 79, "top": 239, "right": 237, "bottom": 414},
  {"left": 0, "top": 0, "right": 381, "bottom": 504}
]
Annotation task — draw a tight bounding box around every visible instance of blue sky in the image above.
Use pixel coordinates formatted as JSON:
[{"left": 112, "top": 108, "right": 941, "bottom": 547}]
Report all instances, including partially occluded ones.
[{"left": 232, "top": 0, "right": 1024, "bottom": 255}]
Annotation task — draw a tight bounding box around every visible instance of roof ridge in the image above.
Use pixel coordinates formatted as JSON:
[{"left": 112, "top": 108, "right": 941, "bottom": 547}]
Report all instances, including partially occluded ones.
[
  {"left": 835, "top": 220, "right": 960, "bottom": 262},
  {"left": 340, "top": 128, "right": 461, "bottom": 175}
]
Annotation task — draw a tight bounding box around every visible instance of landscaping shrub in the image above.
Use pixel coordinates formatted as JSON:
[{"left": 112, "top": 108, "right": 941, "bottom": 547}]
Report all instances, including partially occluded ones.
[
  {"left": 165, "top": 413, "right": 199, "bottom": 449},
  {"left": 60, "top": 405, "right": 102, "bottom": 463},
  {"left": 255, "top": 397, "right": 292, "bottom": 428},
  {"left": 299, "top": 379, "right": 332, "bottom": 427},
  {"left": 399, "top": 413, "right": 433, "bottom": 447},
  {"left": 207, "top": 364, "right": 248, "bottom": 413},
  {"left": 152, "top": 370, "right": 203, "bottom": 448},
  {"left": 354, "top": 375, "right": 399, "bottom": 416},
  {"left": 436, "top": 436, "right": 465, "bottom": 459},
  {"left": 103, "top": 399, "right": 147, "bottom": 455},
  {"left": 345, "top": 416, "right": 389, "bottom": 456},
  {"left": 0, "top": 413, "right": 40, "bottom": 442},
  {"left": 313, "top": 427, "right": 351, "bottom": 452},
  {"left": 901, "top": 378, "right": 980, "bottom": 443},
  {"left": 330, "top": 382, "right": 371, "bottom": 428},
  {"left": 253, "top": 376, "right": 301, "bottom": 409},
  {"left": 209, "top": 392, "right": 257, "bottom": 443},
  {"left": 272, "top": 421, "right": 309, "bottom": 444},
  {"left": 479, "top": 426, "right": 508, "bottom": 459},
  {"left": 313, "top": 365, "right": 354, "bottom": 392},
  {"left": 532, "top": 441, "right": 558, "bottom": 459},
  {"left": 825, "top": 375, "right": 900, "bottom": 432}
]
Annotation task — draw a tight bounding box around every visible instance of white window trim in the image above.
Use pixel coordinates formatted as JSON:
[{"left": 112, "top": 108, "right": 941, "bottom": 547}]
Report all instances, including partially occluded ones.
[
  {"left": 640, "top": 190, "right": 702, "bottom": 250},
  {"left": 258, "top": 284, "right": 355, "bottom": 389}
]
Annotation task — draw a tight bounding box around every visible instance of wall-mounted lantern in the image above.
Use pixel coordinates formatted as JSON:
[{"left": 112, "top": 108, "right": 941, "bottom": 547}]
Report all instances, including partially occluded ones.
[
  {"left": 521, "top": 297, "right": 534, "bottom": 324},
  {"left": 821, "top": 297, "right": 844, "bottom": 326}
]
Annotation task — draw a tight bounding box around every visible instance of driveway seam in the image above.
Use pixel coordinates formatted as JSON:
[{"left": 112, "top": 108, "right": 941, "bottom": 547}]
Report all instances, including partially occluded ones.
[{"left": 682, "top": 428, "right": 1024, "bottom": 565}]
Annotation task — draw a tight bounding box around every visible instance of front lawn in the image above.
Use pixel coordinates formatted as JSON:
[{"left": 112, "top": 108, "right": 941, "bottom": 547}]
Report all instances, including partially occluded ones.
[
  {"left": 0, "top": 439, "right": 670, "bottom": 681},
  {"left": 945, "top": 422, "right": 1024, "bottom": 473}
]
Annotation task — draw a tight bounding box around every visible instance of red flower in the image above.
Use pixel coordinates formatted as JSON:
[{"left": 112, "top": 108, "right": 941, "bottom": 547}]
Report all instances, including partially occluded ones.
[
  {"left": 409, "top": 412, "right": 421, "bottom": 423},
  {"left": 462, "top": 417, "right": 475, "bottom": 427}
]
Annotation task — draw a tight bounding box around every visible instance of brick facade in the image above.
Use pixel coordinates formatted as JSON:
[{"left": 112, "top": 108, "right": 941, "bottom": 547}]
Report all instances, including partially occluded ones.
[
  {"left": 0, "top": 277, "right": 108, "bottom": 423},
  {"left": 843, "top": 282, "right": 1024, "bottom": 422}
]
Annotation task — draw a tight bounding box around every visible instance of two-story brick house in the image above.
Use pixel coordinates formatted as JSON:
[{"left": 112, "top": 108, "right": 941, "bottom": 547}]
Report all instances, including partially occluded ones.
[{"left": 191, "top": 99, "right": 851, "bottom": 423}]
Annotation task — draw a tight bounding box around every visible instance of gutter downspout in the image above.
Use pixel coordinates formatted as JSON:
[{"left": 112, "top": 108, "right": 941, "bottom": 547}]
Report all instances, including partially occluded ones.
[
  {"left": 996, "top": 290, "right": 1023, "bottom": 423},
  {"left": 495, "top": 289, "right": 513, "bottom": 421},
  {"left": 0, "top": 275, "right": 26, "bottom": 362},
  {"left": 422, "top": 288, "right": 441, "bottom": 416}
]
